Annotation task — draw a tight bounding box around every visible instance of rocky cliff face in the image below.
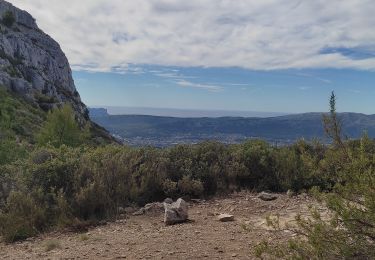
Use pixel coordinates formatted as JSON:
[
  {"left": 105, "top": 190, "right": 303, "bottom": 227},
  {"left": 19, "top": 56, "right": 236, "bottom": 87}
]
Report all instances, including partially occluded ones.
[{"left": 0, "top": 0, "right": 88, "bottom": 122}]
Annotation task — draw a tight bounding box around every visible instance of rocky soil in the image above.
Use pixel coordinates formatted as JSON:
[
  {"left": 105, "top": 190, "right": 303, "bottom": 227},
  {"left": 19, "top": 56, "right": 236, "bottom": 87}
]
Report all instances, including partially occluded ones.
[{"left": 0, "top": 192, "right": 327, "bottom": 260}]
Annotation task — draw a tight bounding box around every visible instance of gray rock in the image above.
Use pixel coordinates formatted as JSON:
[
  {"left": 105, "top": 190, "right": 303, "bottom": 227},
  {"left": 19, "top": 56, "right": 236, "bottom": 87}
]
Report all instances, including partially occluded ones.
[
  {"left": 258, "top": 192, "right": 278, "bottom": 201},
  {"left": 132, "top": 208, "right": 145, "bottom": 216},
  {"left": 0, "top": 0, "right": 88, "bottom": 123},
  {"left": 132, "top": 202, "right": 164, "bottom": 216},
  {"left": 118, "top": 206, "right": 137, "bottom": 215},
  {"left": 143, "top": 202, "right": 164, "bottom": 215},
  {"left": 124, "top": 207, "right": 137, "bottom": 214},
  {"left": 217, "top": 214, "right": 234, "bottom": 222},
  {"left": 164, "top": 198, "right": 173, "bottom": 204},
  {"left": 164, "top": 198, "right": 189, "bottom": 225}
]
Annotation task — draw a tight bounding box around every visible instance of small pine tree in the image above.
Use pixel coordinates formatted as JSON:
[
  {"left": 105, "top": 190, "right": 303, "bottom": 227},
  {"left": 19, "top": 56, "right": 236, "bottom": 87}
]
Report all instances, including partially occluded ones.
[
  {"left": 322, "top": 91, "right": 349, "bottom": 160},
  {"left": 37, "top": 104, "right": 88, "bottom": 147},
  {"left": 256, "top": 92, "right": 375, "bottom": 259},
  {"left": 322, "top": 91, "right": 342, "bottom": 145}
]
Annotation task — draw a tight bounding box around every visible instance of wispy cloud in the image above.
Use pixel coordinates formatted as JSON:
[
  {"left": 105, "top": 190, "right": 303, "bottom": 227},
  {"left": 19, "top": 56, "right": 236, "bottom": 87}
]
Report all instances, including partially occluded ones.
[
  {"left": 227, "top": 83, "right": 253, "bottom": 87},
  {"left": 151, "top": 69, "right": 196, "bottom": 80},
  {"left": 154, "top": 72, "right": 180, "bottom": 78},
  {"left": 176, "top": 79, "right": 224, "bottom": 92},
  {"left": 349, "top": 89, "right": 361, "bottom": 94},
  {"left": 9, "top": 0, "right": 375, "bottom": 72},
  {"left": 292, "top": 72, "right": 332, "bottom": 84}
]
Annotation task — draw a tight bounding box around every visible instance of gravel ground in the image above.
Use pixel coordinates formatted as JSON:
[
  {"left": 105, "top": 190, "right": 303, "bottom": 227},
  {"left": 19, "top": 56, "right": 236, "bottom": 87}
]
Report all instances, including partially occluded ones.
[{"left": 0, "top": 192, "right": 326, "bottom": 260}]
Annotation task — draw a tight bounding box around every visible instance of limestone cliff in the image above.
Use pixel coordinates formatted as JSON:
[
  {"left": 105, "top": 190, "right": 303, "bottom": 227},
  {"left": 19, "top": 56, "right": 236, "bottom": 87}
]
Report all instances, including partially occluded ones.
[{"left": 0, "top": 0, "right": 88, "bottom": 122}]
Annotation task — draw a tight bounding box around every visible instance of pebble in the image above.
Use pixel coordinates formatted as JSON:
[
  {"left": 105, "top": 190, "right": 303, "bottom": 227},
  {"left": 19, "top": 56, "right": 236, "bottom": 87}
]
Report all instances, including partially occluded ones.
[{"left": 217, "top": 214, "right": 235, "bottom": 222}]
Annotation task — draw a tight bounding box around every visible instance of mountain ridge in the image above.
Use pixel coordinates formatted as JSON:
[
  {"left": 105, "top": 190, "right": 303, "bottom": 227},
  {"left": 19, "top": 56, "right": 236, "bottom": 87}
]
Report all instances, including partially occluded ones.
[{"left": 89, "top": 110, "right": 375, "bottom": 147}]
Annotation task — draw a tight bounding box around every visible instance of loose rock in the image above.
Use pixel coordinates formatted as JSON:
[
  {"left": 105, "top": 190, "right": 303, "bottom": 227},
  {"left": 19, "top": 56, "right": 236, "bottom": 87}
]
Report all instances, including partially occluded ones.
[
  {"left": 164, "top": 198, "right": 189, "bottom": 225},
  {"left": 164, "top": 198, "right": 173, "bottom": 204},
  {"left": 217, "top": 214, "right": 234, "bottom": 222},
  {"left": 133, "top": 202, "right": 164, "bottom": 216},
  {"left": 258, "top": 192, "right": 278, "bottom": 201}
]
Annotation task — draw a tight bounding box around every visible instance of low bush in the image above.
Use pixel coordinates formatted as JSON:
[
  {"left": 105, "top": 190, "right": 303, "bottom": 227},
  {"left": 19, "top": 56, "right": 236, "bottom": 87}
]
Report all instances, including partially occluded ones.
[
  {"left": 0, "top": 191, "right": 47, "bottom": 243},
  {"left": 0, "top": 139, "right": 338, "bottom": 242},
  {"left": 177, "top": 175, "right": 204, "bottom": 198}
]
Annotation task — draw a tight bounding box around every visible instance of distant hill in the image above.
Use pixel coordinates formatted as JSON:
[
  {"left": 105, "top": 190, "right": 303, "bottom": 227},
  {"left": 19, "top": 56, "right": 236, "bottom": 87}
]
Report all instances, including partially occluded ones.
[
  {"left": 94, "top": 106, "right": 288, "bottom": 118},
  {"left": 89, "top": 108, "right": 110, "bottom": 118},
  {"left": 89, "top": 110, "right": 375, "bottom": 147}
]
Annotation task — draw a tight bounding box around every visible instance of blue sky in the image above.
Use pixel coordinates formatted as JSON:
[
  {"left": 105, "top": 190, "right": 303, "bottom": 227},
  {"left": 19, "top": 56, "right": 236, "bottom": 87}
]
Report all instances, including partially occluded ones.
[
  {"left": 10, "top": 0, "right": 375, "bottom": 114},
  {"left": 73, "top": 66, "right": 375, "bottom": 113}
]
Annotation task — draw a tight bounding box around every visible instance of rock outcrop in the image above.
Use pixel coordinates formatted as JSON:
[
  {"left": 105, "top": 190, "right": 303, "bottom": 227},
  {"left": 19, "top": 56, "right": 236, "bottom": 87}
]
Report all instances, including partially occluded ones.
[{"left": 0, "top": 0, "right": 88, "bottom": 123}]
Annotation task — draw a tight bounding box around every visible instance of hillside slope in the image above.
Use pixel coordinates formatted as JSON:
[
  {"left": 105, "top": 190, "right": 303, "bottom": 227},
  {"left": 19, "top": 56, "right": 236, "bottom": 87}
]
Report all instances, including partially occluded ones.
[{"left": 0, "top": 86, "right": 45, "bottom": 141}]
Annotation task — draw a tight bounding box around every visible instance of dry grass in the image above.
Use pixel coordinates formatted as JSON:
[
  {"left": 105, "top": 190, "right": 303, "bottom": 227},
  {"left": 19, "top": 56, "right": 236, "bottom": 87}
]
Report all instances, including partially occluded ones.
[{"left": 44, "top": 240, "right": 61, "bottom": 252}]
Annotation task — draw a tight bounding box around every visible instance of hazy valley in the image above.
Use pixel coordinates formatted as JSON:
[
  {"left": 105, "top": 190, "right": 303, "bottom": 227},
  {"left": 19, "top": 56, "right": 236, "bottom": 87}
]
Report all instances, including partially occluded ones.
[{"left": 90, "top": 108, "right": 375, "bottom": 147}]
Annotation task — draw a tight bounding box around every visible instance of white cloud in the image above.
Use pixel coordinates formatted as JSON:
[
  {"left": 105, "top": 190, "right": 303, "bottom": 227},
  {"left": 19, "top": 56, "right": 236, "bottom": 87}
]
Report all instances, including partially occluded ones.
[
  {"left": 176, "top": 79, "right": 224, "bottom": 92},
  {"left": 8, "top": 0, "right": 375, "bottom": 71}
]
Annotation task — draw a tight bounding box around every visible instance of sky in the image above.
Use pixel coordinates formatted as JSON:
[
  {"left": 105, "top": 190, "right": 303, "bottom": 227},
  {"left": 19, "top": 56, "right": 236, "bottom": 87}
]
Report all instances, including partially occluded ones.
[{"left": 9, "top": 0, "right": 375, "bottom": 114}]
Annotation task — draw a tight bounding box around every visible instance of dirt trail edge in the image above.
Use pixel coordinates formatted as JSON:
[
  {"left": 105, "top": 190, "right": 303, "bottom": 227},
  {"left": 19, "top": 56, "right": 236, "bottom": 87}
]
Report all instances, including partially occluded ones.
[{"left": 0, "top": 192, "right": 326, "bottom": 260}]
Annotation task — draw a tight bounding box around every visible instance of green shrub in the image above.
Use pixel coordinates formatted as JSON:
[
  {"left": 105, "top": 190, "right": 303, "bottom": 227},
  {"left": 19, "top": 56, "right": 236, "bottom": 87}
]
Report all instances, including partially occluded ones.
[
  {"left": 24, "top": 146, "right": 82, "bottom": 197},
  {"left": 177, "top": 175, "right": 204, "bottom": 198},
  {"left": 2, "top": 11, "right": 15, "bottom": 27},
  {"left": 34, "top": 92, "right": 57, "bottom": 104},
  {"left": 240, "top": 140, "right": 279, "bottom": 190},
  {"left": 0, "top": 138, "right": 27, "bottom": 165},
  {"left": 0, "top": 86, "right": 45, "bottom": 142},
  {"left": 162, "top": 179, "right": 178, "bottom": 198},
  {"left": 0, "top": 191, "right": 47, "bottom": 243},
  {"left": 37, "top": 104, "right": 89, "bottom": 148}
]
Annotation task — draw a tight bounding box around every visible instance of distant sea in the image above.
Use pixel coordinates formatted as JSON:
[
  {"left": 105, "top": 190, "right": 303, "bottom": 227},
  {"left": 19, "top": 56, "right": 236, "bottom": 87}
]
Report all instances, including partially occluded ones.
[{"left": 95, "top": 106, "right": 289, "bottom": 118}]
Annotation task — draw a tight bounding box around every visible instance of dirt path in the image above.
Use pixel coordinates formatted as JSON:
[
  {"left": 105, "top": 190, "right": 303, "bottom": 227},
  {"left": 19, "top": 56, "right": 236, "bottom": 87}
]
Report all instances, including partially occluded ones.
[{"left": 0, "top": 192, "right": 325, "bottom": 260}]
